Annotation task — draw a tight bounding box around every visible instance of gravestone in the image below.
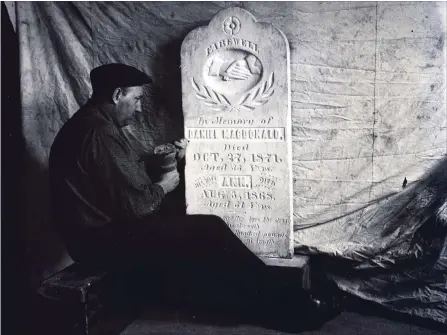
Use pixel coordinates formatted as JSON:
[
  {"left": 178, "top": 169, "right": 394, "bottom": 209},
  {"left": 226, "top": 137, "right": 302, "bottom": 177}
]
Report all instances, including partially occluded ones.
[{"left": 181, "top": 7, "right": 293, "bottom": 258}]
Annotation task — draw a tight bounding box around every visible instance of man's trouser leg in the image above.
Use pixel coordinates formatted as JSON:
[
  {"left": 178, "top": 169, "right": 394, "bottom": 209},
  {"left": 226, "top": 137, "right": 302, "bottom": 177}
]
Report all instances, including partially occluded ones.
[{"left": 70, "top": 214, "right": 274, "bottom": 310}]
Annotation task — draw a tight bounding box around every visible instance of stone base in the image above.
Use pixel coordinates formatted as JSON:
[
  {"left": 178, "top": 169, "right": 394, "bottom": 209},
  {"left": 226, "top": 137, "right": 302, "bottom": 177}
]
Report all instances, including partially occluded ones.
[{"left": 260, "top": 255, "right": 311, "bottom": 291}]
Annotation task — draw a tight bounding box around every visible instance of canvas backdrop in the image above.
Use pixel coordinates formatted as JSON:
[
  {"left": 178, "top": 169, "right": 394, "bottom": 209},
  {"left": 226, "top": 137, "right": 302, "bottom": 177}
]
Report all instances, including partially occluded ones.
[{"left": 9, "top": 1, "right": 447, "bottom": 323}]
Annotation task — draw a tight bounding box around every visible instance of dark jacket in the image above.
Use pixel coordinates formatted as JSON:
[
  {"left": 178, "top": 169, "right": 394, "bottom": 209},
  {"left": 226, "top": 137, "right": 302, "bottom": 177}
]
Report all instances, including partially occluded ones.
[{"left": 49, "top": 100, "right": 165, "bottom": 259}]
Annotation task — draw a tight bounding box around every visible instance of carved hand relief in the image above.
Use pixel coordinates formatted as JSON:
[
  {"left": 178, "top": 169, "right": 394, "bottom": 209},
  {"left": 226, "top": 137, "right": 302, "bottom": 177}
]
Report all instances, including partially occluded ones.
[{"left": 204, "top": 50, "right": 262, "bottom": 94}]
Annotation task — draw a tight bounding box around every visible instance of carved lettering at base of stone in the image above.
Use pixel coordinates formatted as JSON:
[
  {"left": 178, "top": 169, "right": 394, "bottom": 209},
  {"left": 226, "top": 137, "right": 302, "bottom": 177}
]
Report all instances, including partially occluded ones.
[{"left": 181, "top": 7, "right": 293, "bottom": 258}]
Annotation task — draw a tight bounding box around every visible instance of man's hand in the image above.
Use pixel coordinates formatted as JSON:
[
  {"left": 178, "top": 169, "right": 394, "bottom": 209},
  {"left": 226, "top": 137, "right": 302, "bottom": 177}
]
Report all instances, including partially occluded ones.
[
  {"left": 156, "top": 170, "right": 180, "bottom": 194},
  {"left": 174, "top": 138, "right": 189, "bottom": 161}
]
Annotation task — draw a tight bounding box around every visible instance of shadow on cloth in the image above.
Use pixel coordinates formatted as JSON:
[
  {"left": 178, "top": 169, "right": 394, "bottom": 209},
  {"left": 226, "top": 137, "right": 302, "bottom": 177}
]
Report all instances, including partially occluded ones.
[
  {"left": 300, "top": 157, "right": 447, "bottom": 327},
  {"left": 2, "top": 4, "right": 71, "bottom": 333}
]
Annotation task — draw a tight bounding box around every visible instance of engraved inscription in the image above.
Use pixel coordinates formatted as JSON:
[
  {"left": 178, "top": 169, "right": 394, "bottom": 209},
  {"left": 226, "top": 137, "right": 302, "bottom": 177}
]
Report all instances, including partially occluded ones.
[
  {"left": 198, "top": 117, "right": 255, "bottom": 126},
  {"left": 224, "top": 144, "right": 248, "bottom": 151},
  {"left": 201, "top": 189, "right": 226, "bottom": 199},
  {"left": 218, "top": 175, "right": 252, "bottom": 189},
  {"left": 200, "top": 189, "right": 274, "bottom": 201},
  {"left": 186, "top": 127, "right": 285, "bottom": 141},
  {"left": 192, "top": 151, "right": 283, "bottom": 165},
  {"left": 254, "top": 175, "right": 278, "bottom": 190},
  {"left": 192, "top": 152, "right": 220, "bottom": 161},
  {"left": 206, "top": 38, "right": 258, "bottom": 56},
  {"left": 221, "top": 213, "right": 290, "bottom": 251},
  {"left": 207, "top": 200, "right": 231, "bottom": 209},
  {"left": 194, "top": 175, "right": 217, "bottom": 188},
  {"left": 199, "top": 189, "right": 275, "bottom": 211},
  {"left": 201, "top": 163, "right": 228, "bottom": 172},
  {"left": 191, "top": 144, "right": 285, "bottom": 175}
]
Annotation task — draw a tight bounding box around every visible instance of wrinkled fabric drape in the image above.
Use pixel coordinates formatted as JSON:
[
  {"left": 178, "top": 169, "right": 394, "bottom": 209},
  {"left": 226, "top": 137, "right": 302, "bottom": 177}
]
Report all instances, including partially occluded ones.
[{"left": 14, "top": 1, "right": 446, "bottom": 323}]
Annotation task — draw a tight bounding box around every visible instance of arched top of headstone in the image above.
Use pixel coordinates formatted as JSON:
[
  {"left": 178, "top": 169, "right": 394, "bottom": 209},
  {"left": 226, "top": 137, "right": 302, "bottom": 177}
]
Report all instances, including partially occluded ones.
[
  {"left": 181, "top": 6, "right": 290, "bottom": 113},
  {"left": 181, "top": 7, "right": 289, "bottom": 61},
  {"left": 208, "top": 7, "right": 258, "bottom": 27}
]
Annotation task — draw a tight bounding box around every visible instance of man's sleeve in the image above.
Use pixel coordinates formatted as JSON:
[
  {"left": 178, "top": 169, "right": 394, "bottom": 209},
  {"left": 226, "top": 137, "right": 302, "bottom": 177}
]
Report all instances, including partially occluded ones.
[{"left": 87, "top": 127, "right": 165, "bottom": 220}]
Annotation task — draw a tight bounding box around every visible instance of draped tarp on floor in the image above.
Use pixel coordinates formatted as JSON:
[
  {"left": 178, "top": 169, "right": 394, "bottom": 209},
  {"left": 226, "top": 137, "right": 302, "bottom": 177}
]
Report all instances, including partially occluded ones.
[{"left": 10, "top": 1, "right": 446, "bottom": 323}]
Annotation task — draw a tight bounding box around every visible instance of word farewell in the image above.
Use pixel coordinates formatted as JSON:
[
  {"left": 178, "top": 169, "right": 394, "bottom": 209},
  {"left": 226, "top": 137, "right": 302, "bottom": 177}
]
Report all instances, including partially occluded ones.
[
  {"left": 206, "top": 38, "right": 259, "bottom": 56},
  {"left": 186, "top": 127, "right": 285, "bottom": 141}
]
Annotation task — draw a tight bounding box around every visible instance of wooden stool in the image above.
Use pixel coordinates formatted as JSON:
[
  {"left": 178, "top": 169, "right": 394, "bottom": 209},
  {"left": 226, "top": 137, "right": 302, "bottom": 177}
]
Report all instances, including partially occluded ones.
[{"left": 38, "top": 263, "right": 109, "bottom": 335}]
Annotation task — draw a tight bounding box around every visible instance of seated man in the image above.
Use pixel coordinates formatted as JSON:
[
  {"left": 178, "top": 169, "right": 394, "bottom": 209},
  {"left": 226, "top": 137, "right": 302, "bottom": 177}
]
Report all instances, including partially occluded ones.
[
  {"left": 50, "top": 63, "right": 177, "bottom": 265},
  {"left": 49, "top": 63, "right": 267, "bottom": 293}
]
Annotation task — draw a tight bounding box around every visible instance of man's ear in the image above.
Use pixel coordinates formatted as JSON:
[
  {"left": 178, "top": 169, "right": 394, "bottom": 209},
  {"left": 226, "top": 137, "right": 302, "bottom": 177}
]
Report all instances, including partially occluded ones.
[{"left": 112, "top": 88, "right": 122, "bottom": 104}]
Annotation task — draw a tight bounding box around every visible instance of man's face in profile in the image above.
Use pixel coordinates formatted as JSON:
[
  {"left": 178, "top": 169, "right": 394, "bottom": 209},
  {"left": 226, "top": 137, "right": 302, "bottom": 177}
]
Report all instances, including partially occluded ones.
[{"left": 115, "top": 86, "right": 144, "bottom": 126}]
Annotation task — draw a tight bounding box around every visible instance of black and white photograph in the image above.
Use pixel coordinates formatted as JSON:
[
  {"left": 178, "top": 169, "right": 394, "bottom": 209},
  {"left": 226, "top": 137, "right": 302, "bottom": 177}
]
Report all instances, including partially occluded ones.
[{"left": 2, "top": 1, "right": 447, "bottom": 334}]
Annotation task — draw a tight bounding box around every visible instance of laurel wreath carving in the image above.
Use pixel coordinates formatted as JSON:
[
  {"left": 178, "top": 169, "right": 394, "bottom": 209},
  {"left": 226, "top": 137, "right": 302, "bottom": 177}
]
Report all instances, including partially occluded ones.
[
  {"left": 237, "top": 73, "right": 275, "bottom": 111},
  {"left": 192, "top": 78, "right": 231, "bottom": 112},
  {"left": 192, "top": 72, "right": 275, "bottom": 112}
]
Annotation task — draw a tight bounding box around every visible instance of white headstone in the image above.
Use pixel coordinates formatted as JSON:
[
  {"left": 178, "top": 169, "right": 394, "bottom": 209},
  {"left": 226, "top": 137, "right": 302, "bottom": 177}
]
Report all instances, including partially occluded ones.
[{"left": 181, "top": 7, "right": 293, "bottom": 258}]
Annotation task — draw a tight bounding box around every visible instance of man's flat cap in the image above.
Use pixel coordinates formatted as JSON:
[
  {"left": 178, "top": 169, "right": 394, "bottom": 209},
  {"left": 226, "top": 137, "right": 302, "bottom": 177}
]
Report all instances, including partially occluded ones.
[{"left": 90, "top": 63, "right": 152, "bottom": 92}]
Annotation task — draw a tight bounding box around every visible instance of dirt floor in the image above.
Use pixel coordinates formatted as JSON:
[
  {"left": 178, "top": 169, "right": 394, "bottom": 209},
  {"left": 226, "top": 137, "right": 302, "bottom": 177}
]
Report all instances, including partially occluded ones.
[{"left": 116, "top": 306, "right": 446, "bottom": 335}]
